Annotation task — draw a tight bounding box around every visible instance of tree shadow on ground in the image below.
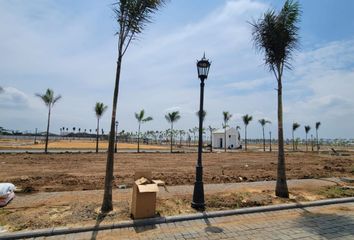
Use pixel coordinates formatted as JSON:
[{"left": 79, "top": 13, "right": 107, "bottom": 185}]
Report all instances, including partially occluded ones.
[
  {"left": 203, "top": 212, "right": 224, "bottom": 234},
  {"left": 293, "top": 205, "right": 354, "bottom": 239},
  {"left": 90, "top": 212, "right": 107, "bottom": 240}
]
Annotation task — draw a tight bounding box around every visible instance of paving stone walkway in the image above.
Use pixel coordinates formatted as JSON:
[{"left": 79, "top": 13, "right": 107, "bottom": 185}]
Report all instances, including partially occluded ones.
[{"left": 36, "top": 202, "right": 354, "bottom": 240}]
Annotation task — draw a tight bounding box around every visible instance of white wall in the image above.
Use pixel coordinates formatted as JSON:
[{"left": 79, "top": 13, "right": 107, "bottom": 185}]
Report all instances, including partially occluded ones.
[{"left": 212, "top": 128, "right": 241, "bottom": 149}]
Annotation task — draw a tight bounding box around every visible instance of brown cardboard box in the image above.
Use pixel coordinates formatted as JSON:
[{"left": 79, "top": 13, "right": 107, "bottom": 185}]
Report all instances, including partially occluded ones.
[{"left": 131, "top": 172, "right": 159, "bottom": 219}]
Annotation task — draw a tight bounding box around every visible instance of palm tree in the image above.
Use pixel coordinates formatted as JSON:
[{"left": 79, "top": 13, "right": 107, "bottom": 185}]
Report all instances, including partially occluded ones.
[
  {"left": 259, "top": 119, "right": 271, "bottom": 151},
  {"left": 95, "top": 102, "right": 108, "bottom": 154},
  {"left": 196, "top": 110, "right": 206, "bottom": 122},
  {"left": 251, "top": 0, "right": 301, "bottom": 198},
  {"left": 208, "top": 126, "right": 216, "bottom": 152},
  {"left": 165, "top": 111, "right": 181, "bottom": 153},
  {"left": 315, "top": 122, "right": 321, "bottom": 152},
  {"left": 178, "top": 130, "right": 185, "bottom": 146},
  {"left": 35, "top": 89, "right": 61, "bottom": 154},
  {"left": 304, "top": 125, "right": 311, "bottom": 151},
  {"left": 135, "top": 109, "right": 153, "bottom": 153},
  {"left": 101, "top": 0, "right": 166, "bottom": 213},
  {"left": 242, "top": 114, "right": 253, "bottom": 151},
  {"left": 292, "top": 122, "right": 300, "bottom": 151},
  {"left": 222, "top": 111, "right": 232, "bottom": 152}
]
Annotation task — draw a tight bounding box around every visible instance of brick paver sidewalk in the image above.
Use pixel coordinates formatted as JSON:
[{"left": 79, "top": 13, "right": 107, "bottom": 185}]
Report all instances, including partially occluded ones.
[{"left": 38, "top": 202, "right": 354, "bottom": 240}]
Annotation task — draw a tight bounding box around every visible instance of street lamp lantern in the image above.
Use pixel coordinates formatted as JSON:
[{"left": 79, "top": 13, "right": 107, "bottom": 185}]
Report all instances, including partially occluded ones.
[
  {"left": 196, "top": 53, "right": 211, "bottom": 80},
  {"left": 192, "top": 53, "right": 211, "bottom": 211}
]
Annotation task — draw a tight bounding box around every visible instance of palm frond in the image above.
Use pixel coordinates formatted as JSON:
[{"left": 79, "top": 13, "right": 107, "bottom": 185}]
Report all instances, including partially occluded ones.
[
  {"left": 292, "top": 122, "right": 300, "bottom": 131},
  {"left": 114, "top": 0, "right": 167, "bottom": 56},
  {"left": 36, "top": 88, "right": 61, "bottom": 107},
  {"left": 251, "top": 0, "right": 300, "bottom": 76},
  {"left": 165, "top": 111, "right": 181, "bottom": 123},
  {"left": 242, "top": 114, "right": 253, "bottom": 125},
  {"left": 143, "top": 116, "right": 153, "bottom": 122},
  {"left": 95, "top": 102, "right": 108, "bottom": 118},
  {"left": 304, "top": 125, "right": 311, "bottom": 133}
]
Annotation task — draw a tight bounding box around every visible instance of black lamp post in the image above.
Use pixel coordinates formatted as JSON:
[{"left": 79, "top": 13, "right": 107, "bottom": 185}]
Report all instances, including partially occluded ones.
[
  {"left": 115, "top": 121, "right": 119, "bottom": 153},
  {"left": 192, "top": 53, "right": 211, "bottom": 211}
]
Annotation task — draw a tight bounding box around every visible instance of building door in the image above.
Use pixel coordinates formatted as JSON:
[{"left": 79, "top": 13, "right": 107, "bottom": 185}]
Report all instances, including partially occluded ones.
[{"left": 219, "top": 138, "right": 223, "bottom": 148}]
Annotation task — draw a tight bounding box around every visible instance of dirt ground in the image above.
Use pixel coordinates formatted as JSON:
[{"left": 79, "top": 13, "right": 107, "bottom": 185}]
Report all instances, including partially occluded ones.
[
  {"left": 0, "top": 151, "right": 353, "bottom": 232},
  {"left": 0, "top": 152, "right": 353, "bottom": 193},
  {"left": 1, "top": 181, "right": 353, "bottom": 232}
]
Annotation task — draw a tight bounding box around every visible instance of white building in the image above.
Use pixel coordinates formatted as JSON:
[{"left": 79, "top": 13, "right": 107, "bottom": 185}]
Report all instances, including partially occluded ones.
[{"left": 212, "top": 127, "right": 241, "bottom": 149}]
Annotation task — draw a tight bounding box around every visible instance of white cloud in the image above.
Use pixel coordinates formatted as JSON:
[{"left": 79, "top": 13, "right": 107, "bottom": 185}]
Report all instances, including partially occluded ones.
[
  {"left": 0, "top": 1, "right": 354, "bottom": 139},
  {"left": 0, "top": 87, "right": 31, "bottom": 109}
]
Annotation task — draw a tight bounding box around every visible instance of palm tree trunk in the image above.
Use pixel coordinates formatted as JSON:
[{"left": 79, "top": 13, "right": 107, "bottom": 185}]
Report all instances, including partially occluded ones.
[
  {"left": 244, "top": 126, "right": 247, "bottom": 151},
  {"left": 170, "top": 123, "right": 173, "bottom": 153},
  {"left": 306, "top": 134, "right": 308, "bottom": 151},
  {"left": 316, "top": 129, "right": 319, "bottom": 152},
  {"left": 210, "top": 130, "right": 213, "bottom": 153},
  {"left": 292, "top": 130, "right": 295, "bottom": 151},
  {"left": 137, "top": 123, "right": 140, "bottom": 153},
  {"left": 101, "top": 36, "right": 124, "bottom": 213},
  {"left": 44, "top": 107, "right": 51, "bottom": 154},
  {"left": 275, "top": 69, "right": 289, "bottom": 198},
  {"left": 262, "top": 126, "right": 265, "bottom": 152},
  {"left": 96, "top": 118, "right": 100, "bottom": 153},
  {"left": 224, "top": 126, "right": 226, "bottom": 152}
]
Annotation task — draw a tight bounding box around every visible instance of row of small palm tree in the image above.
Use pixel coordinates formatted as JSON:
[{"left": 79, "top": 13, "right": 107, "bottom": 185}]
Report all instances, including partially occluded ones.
[{"left": 292, "top": 122, "right": 321, "bottom": 152}]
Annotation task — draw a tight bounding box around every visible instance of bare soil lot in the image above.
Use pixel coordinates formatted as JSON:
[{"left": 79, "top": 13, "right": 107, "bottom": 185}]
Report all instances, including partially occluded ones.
[
  {"left": 0, "top": 151, "right": 353, "bottom": 232},
  {"left": 0, "top": 152, "right": 353, "bottom": 192}
]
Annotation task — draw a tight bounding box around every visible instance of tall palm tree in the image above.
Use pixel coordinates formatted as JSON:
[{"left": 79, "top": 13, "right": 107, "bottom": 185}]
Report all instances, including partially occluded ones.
[
  {"left": 35, "top": 89, "right": 61, "bottom": 154},
  {"left": 95, "top": 102, "right": 108, "bottom": 154},
  {"left": 292, "top": 122, "right": 300, "bottom": 151},
  {"left": 101, "top": 0, "right": 166, "bottom": 213},
  {"left": 259, "top": 119, "right": 271, "bottom": 151},
  {"left": 222, "top": 111, "right": 232, "bottom": 152},
  {"left": 242, "top": 114, "right": 253, "bottom": 151},
  {"left": 315, "top": 121, "right": 321, "bottom": 152},
  {"left": 304, "top": 125, "right": 311, "bottom": 151},
  {"left": 251, "top": 0, "right": 301, "bottom": 198},
  {"left": 135, "top": 109, "right": 153, "bottom": 153},
  {"left": 165, "top": 111, "right": 181, "bottom": 153}
]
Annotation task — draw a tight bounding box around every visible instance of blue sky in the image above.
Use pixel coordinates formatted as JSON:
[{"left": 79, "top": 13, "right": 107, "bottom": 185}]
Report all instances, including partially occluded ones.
[{"left": 1, "top": 0, "right": 354, "bottom": 139}]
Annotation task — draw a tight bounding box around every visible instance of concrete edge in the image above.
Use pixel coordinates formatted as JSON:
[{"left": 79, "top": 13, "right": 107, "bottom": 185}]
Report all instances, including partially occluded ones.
[{"left": 1, "top": 197, "right": 354, "bottom": 240}]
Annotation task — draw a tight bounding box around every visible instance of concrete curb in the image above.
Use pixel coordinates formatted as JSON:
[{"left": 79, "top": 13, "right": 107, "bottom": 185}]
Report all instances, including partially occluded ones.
[{"left": 1, "top": 197, "right": 354, "bottom": 240}]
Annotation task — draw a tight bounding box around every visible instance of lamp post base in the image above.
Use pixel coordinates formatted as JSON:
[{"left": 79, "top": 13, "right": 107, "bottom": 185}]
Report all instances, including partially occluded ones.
[{"left": 191, "top": 180, "right": 205, "bottom": 211}]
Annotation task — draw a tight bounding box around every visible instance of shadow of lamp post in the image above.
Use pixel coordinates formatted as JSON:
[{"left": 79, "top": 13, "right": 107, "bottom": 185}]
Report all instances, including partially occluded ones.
[{"left": 192, "top": 53, "right": 211, "bottom": 211}]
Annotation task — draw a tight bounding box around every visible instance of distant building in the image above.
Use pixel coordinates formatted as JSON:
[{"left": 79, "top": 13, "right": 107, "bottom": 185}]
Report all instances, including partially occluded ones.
[{"left": 212, "top": 127, "right": 241, "bottom": 149}]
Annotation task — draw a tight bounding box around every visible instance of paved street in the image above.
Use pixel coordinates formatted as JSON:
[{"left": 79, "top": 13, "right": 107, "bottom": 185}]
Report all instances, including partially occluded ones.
[{"left": 36, "top": 202, "right": 354, "bottom": 240}]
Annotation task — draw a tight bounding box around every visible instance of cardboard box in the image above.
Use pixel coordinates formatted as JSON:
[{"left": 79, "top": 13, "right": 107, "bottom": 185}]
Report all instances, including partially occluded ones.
[{"left": 131, "top": 172, "right": 159, "bottom": 219}]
